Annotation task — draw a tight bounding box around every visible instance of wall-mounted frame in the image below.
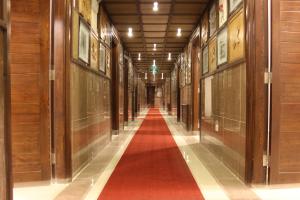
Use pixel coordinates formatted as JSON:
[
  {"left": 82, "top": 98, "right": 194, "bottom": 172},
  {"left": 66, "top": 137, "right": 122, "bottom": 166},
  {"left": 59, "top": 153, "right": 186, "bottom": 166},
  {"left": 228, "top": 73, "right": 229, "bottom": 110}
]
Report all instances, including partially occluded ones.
[
  {"left": 91, "top": 34, "right": 99, "bottom": 70},
  {"left": 209, "top": 3, "right": 217, "bottom": 37},
  {"left": 229, "top": 0, "right": 243, "bottom": 14},
  {"left": 79, "top": 0, "right": 91, "bottom": 24},
  {"left": 78, "top": 18, "right": 90, "bottom": 64},
  {"left": 201, "top": 11, "right": 209, "bottom": 46},
  {"left": 105, "top": 48, "right": 111, "bottom": 78},
  {"left": 217, "top": 28, "right": 228, "bottom": 65},
  {"left": 228, "top": 8, "right": 245, "bottom": 63},
  {"left": 209, "top": 37, "right": 217, "bottom": 72},
  {"left": 202, "top": 46, "right": 209, "bottom": 74},
  {"left": 99, "top": 42, "right": 106, "bottom": 73},
  {"left": 219, "top": 0, "right": 228, "bottom": 27}
]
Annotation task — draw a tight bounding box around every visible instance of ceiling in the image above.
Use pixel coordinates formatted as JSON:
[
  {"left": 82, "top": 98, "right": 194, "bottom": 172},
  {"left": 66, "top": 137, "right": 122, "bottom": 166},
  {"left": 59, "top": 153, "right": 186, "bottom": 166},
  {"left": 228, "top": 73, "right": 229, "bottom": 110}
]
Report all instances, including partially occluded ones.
[{"left": 102, "top": 0, "right": 208, "bottom": 74}]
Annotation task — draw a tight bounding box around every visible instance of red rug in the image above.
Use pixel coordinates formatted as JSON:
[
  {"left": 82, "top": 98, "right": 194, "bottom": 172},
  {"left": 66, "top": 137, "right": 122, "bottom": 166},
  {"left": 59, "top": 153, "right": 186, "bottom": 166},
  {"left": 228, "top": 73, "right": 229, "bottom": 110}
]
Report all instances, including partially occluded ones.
[{"left": 98, "top": 109, "right": 204, "bottom": 200}]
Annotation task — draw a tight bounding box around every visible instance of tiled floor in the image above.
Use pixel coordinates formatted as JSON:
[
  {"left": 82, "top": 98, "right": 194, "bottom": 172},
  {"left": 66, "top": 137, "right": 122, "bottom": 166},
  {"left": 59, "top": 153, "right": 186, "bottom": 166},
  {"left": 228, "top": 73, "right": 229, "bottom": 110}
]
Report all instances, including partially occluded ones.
[{"left": 13, "top": 109, "right": 300, "bottom": 200}]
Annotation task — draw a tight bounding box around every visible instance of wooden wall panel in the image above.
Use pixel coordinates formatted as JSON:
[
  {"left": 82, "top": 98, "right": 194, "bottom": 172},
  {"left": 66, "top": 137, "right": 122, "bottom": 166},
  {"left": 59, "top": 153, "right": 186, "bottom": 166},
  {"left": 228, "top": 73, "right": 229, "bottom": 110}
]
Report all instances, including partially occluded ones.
[
  {"left": 10, "top": 0, "right": 51, "bottom": 183},
  {"left": 270, "top": 0, "right": 300, "bottom": 184}
]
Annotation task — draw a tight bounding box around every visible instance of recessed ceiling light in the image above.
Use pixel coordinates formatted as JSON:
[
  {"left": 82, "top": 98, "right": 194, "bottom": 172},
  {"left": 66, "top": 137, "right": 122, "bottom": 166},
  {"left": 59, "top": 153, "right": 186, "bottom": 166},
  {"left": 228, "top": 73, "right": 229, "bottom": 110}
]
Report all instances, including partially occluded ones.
[
  {"left": 145, "top": 73, "right": 148, "bottom": 80},
  {"left": 161, "top": 73, "right": 164, "bottom": 79},
  {"left": 153, "top": 59, "right": 156, "bottom": 65},
  {"left": 177, "top": 28, "right": 182, "bottom": 37},
  {"left": 153, "top": 1, "right": 159, "bottom": 12},
  {"left": 153, "top": 44, "right": 157, "bottom": 51},
  {"left": 138, "top": 53, "right": 141, "bottom": 61},
  {"left": 168, "top": 53, "right": 172, "bottom": 61},
  {"left": 128, "top": 27, "right": 133, "bottom": 37}
]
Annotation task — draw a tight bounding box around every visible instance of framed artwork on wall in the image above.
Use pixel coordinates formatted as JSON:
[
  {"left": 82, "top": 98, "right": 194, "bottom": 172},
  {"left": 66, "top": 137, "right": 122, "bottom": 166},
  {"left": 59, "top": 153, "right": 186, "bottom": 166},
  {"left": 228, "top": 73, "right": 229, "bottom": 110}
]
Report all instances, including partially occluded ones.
[
  {"left": 91, "top": 0, "right": 99, "bottom": 34},
  {"left": 202, "top": 46, "right": 209, "bottom": 75},
  {"left": 229, "top": 9, "right": 245, "bottom": 62},
  {"left": 219, "top": 0, "right": 228, "bottom": 27},
  {"left": 209, "top": 37, "right": 217, "bottom": 72},
  {"left": 78, "top": 19, "right": 90, "bottom": 64},
  {"left": 106, "top": 48, "right": 111, "bottom": 78},
  {"left": 90, "top": 34, "right": 98, "bottom": 70},
  {"left": 217, "top": 28, "right": 228, "bottom": 65},
  {"left": 99, "top": 42, "right": 106, "bottom": 73},
  {"left": 209, "top": 4, "right": 217, "bottom": 37},
  {"left": 230, "top": 0, "right": 243, "bottom": 13},
  {"left": 79, "top": 0, "right": 91, "bottom": 24},
  {"left": 201, "top": 11, "right": 208, "bottom": 46}
]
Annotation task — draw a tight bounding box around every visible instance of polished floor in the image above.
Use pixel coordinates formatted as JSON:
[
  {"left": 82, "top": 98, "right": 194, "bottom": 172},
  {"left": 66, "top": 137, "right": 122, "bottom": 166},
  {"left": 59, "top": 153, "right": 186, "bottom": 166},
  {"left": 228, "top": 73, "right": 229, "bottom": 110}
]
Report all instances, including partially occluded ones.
[{"left": 14, "top": 109, "right": 300, "bottom": 200}]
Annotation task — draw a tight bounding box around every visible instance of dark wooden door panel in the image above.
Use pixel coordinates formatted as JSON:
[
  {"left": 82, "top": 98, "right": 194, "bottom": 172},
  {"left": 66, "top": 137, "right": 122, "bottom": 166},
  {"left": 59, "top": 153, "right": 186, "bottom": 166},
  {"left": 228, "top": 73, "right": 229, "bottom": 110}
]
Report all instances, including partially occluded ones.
[
  {"left": 271, "top": 0, "right": 300, "bottom": 184},
  {"left": 10, "top": 0, "right": 50, "bottom": 183}
]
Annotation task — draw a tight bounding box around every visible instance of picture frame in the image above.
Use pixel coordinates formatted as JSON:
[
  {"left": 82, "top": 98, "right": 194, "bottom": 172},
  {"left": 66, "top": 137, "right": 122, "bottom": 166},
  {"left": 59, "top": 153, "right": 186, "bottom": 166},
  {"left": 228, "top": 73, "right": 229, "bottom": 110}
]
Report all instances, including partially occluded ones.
[
  {"left": 209, "top": 37, "right": 217, "bottom": 72},
  {"left": 228, "top": 9, "right": 245, "bottom": 62},
  {"left": 91, "top": 34, "right": 99, "bottom": 70},
  {"left": 78, "top": 0, "right": 91, "bottom": 23},
  {"left": 78, "top": 18, "right": 90, "bottom": 64},
  {"left": 201, "top": 11, "right": 209, "bottom": 46},
  {"left": 202, "top": 46, "right": 209, "bottom": 75},
  {"left": 219, "top": 0, "right": 228, "bottom": 27},
  {"left": 106, "top": 48, "right": 111, "bottom": 78},
  {"left": 209, "top": 4, "right": 217, "bottom": 37},
  {"left": 99, "top": 42, "right": 106, "bottom": 73},
  {"left": 217, "top": 28, "right": 228, "bottom": 65},
  {"left": 230, "top": 0, "right": 243, "bottom": 13}
]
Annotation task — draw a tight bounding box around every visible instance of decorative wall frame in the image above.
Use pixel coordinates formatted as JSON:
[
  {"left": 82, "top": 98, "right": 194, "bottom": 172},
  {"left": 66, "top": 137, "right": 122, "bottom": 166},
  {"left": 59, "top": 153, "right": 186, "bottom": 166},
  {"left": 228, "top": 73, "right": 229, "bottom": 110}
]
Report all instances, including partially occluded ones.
[
  {"left": 217, "top": 28, "right": 228, "bottom": 65},
  {"left": 99, "top": 7, "right": 111, "bottom": 47},
  {"left": 99, "top": 42, "right": 106, "bottom": 73},
  {"left": 228, "top": 9, "right": 245, "bottom": 62},
  {"left": 90, "top": 34, "right": 98, "bottom": 70},
  {"left": 202, "top": 46, "right": 209, "bottom": 75},
  {"left": 230, "top": 0, "right": 243, "bottom": 13},
  {"left": 72, "top": 10, "right": 79, "bottom": 59},
  {"left": 209, "top": 4, "right": 217, "bottom": 37},
  {"left": 79, "top": 0, "right": 91, "bottom": 24},
  {"left": 105, "top": 48, "right": 111, "bottom": 78},
  {"left": 78, "top": 19, "right": 90, "bottom": 64},
  {"left": 91, "top": 0, "right": 99, "bottom": 33},
  {"left": 209, "top": 37, "right": 217, "bottom": 72},
  {"left": 201, "top": 11, "right": 209, "bottom": 46},
  {"left": 219, "top": 0, "right": 228, "bottom": 27}
]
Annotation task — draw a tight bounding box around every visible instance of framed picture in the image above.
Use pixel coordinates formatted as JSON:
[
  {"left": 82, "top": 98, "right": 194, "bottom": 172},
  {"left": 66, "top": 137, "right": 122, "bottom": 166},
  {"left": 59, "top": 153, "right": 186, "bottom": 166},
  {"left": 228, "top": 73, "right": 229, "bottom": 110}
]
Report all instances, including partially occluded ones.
[
  {"left": 228, "top": 9, "right": 245, "bottom": 62},
  {"left": 230, "top": 0, "right": 243, "bottom": 13},
  {"left": 219, "top": 0, "right": 228, "bottom": 27},
  {"left": 106, "top": 48, "right": 111, "bottom": 78},
  {"left": 91, "top": 0, "right": 99, "bottom": 33},
  {"left": 79, "top": 0, "right": 91, "bottom": 23},
  {"left": 202, "top": 46, "right": 209, "bottom": 75},
  {"left": 91, "top": 34, "right": 98, "bottom": 70},
  {"left": 201, "top": 11, "right": 208, "bottom": 46},
  {"left": 217, "top": 28, "right": 228, "bottom": 65},
  {"left": 99, "top": 42, "right": 106, "bottom": 73},
  {"left": 72, "top": 10, "right": 79, "bottom": 59},
  {"left": 78, "top": 19, "right": 90, "bottom": 64},
  {"left": 209, "top": 37, "right": 217, "bottom": 72},
  {"left": 209, "top": 4, "right": 217, "bottom": 37}
]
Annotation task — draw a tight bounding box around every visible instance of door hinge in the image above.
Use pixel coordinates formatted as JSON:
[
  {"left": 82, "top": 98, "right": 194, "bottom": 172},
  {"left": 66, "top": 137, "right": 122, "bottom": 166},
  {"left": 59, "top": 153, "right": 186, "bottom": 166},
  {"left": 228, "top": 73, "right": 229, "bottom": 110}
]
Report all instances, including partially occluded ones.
[
  {"left": 264, "top": 72, "right": 272, "bottom": 84},
  {"left": 51, "top": 153, "right": 56, "bottom": 165},
  {"left": 263, "top": 153, "right": 269, "bottom": 167},
  {"left": 49, "top": 69, "right": 55, "bottom": 81}
]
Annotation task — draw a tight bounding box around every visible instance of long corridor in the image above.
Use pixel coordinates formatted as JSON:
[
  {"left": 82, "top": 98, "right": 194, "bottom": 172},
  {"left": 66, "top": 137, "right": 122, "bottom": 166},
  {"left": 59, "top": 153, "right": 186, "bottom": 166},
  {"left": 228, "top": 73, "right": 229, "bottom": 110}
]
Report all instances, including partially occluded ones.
[{"left": 99, "top": 108, "right": 204, "bottom": 200}]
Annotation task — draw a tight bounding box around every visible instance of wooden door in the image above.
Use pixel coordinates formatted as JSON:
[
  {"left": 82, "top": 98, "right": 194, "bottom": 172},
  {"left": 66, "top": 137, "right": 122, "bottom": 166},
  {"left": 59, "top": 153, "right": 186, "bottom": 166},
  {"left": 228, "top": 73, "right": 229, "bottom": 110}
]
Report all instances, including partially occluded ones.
[
  {"left": 10, "top": 0, "right": 51, "bottom": 182},
  {"left": 270, "top": 0, "right": 300, "bottom": 184},
  {"left": 0, "top": 0, "right": 12, "bottom": 198}
]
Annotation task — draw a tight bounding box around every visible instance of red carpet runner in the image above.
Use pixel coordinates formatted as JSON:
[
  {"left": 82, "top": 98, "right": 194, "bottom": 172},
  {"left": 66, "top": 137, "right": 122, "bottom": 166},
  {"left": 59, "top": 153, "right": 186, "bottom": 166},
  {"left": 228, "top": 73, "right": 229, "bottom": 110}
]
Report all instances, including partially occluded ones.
[{"left": 98, "top": 109, "right": 204, "bottom": 200}]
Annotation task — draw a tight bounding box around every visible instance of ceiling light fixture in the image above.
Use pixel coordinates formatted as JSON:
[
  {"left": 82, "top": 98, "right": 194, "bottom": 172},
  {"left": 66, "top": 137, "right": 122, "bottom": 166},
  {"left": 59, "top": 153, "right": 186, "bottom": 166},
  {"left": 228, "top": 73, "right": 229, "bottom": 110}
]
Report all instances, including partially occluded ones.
[
  {"left": 138, "top": 53, "right": 141, "bottom": 61},
  {"left": 153, "top": 59, "right": 156, "bottom": 66},
  {"left": 168, "top": 53, "right": 172, "bottom": 61},
  {"left": 128, "top": 27, "right": 133, "bottom": 37},
  {"left": 177, "top": 28, "right": 182, "bottom": 37},
  {"left": 161, "top": 73, "right": 164, "bottom": 79},
  {"left": 153, "top": 1, "right": 159, "bottom": 12},
  {"left": 145, "top": 73, "right": 148, "bottom": 80},
  {"left": 153, "top": 43, "right": 157, "bottom": 51}
]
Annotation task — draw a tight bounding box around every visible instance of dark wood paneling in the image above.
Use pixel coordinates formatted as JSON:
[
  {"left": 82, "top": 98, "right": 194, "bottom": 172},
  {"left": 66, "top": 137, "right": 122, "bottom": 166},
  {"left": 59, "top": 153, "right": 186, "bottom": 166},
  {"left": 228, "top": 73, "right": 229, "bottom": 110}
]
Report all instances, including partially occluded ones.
[
  {"left": 10, "top": 0, "right": 51, "bottom": 183},
  {"left": 270, "top": 0, "right": 300, "bottom": 184},
  {"left": 191, "top": 39, "right": 200, "bottom": 131}
]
